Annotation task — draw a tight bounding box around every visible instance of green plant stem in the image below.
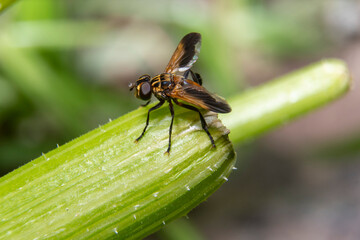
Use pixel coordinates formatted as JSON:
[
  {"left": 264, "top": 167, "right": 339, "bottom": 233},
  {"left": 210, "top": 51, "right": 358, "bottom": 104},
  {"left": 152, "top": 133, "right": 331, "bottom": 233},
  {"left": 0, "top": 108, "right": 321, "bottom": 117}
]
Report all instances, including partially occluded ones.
[
  {"left": 221, "top": 59, "right": 350, "bottom": 144},
  {"left": 0, "top": 59, "right": 350, "bottom": 239}
]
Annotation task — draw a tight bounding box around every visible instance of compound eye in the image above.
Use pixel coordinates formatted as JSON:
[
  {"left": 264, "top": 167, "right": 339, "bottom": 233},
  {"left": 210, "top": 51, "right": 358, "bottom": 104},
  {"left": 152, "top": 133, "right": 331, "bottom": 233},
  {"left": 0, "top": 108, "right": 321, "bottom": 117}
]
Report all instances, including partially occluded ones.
[{"left": 139, "top": 82, "right": 151, "bottom": 100}]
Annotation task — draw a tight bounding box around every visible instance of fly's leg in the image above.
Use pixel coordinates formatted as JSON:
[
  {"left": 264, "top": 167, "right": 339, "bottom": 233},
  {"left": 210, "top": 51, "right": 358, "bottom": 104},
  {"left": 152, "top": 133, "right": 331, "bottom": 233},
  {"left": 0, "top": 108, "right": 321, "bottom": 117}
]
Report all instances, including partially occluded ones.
[
  {"left": 135, "top": 100, "right": 165, "bottom": 142},
  {"left": 190, "top": 71, "right": 202, "bottom": 86},
  {"left": 165, "top": 100, "right": 175, "bottom": 155},
  {"left": 173, "top": 99, "right": 215, "bottom": 147},
  {"left": 184, "top": 70, "right": 203, "bottom": 86}
]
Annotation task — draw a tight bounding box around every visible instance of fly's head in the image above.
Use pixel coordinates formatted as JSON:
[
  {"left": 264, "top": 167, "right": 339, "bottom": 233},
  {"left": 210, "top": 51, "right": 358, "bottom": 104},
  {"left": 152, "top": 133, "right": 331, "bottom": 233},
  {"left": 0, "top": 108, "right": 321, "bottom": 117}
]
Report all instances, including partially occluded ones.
[{"left": 129, "top": 74, "right": 152, "bottom": 101}]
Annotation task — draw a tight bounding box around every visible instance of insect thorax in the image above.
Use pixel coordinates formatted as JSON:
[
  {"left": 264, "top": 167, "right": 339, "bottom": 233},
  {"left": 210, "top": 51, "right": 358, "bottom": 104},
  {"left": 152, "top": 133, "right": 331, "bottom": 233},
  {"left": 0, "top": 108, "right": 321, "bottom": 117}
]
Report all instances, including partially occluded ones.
[{"left": 151, "top": 73, "right": 175, "bottom": 98}]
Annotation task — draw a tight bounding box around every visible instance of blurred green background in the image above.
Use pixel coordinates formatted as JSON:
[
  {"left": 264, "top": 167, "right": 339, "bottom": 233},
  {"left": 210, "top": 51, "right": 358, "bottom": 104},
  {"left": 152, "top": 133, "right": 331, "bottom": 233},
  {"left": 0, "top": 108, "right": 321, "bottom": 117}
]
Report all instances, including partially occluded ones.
[{"left": 1, "top": 0, "right": 360, "bottom": 239}]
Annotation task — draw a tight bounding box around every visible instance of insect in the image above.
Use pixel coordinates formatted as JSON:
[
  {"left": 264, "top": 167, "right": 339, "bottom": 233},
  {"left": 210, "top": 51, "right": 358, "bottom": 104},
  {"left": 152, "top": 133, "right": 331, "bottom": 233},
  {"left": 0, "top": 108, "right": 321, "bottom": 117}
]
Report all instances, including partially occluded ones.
[{"left": 129, "top": 32, "right": 231, "bottom": 154}]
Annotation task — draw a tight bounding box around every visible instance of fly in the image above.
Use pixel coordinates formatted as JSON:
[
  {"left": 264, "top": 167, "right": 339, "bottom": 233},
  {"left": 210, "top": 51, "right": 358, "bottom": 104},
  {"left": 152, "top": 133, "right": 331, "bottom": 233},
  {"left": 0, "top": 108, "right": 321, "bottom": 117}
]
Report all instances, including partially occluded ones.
[{"left": 129, "top": 32, "right": 231, "bottom": 154}]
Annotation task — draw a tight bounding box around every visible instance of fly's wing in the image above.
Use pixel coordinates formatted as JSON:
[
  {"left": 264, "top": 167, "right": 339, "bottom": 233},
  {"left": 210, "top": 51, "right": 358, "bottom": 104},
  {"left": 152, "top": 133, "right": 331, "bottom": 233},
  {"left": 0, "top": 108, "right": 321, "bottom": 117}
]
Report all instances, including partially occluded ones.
[
  {"left": 169, "top": 79, "right": 231, "bottom": 113},
  {"left": 164, "top": 32, "right": 201, "bottom": 74}
]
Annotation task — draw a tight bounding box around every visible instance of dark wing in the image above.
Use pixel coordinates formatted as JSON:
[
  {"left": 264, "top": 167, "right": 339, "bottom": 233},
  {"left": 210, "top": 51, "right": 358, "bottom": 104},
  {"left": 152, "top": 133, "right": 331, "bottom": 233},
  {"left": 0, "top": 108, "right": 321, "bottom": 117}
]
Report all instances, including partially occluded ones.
[
  {"left": 169, "top": 79, "right": 231, "bottom": 113},
  {"left": 164, "top": 32, "right": 201, "bottom": 74}
]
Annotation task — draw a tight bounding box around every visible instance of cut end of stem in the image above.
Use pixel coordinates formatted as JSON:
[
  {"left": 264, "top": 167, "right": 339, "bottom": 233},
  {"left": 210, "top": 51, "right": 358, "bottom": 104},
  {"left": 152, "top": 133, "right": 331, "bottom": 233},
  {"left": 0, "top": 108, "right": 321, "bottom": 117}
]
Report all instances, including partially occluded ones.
[{"left": 0, "top": 104, "right": 236, "bottom": 240}]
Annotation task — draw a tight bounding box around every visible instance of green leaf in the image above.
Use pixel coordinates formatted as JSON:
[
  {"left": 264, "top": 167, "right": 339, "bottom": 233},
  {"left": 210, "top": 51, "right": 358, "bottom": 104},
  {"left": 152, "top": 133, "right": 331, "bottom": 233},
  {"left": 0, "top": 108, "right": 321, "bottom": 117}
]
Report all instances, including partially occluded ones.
[{"left": 0, "top": 59, "right": 350, "bottom": 239}]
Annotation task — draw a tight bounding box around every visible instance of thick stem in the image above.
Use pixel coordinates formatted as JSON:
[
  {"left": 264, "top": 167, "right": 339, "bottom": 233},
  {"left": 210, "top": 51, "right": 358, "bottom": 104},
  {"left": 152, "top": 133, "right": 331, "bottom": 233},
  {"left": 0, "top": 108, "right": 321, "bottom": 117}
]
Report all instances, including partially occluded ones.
[{"left": 221, "top": 59, "right": 350, "bottom": 144}]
